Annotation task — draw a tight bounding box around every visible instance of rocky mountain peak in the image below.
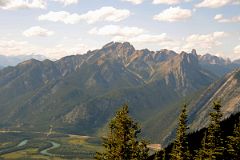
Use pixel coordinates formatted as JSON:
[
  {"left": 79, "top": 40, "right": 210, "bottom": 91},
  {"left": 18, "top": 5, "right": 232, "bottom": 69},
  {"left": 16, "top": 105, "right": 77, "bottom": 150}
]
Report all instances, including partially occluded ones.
[
  {"left": 99, "top": 42, "right": 136, "bottom": 64},
  {"left": 102, "top": 41, "right": 135, "bottom": 52},
  {"left": 180, "top": 51, "right": 199, "bottom": 66},
  {"left": 199, "top": 53, "right": 230, "bottom": 65},
  {"left": 191, "top": 49, "right": 197, "bottom": 56}
]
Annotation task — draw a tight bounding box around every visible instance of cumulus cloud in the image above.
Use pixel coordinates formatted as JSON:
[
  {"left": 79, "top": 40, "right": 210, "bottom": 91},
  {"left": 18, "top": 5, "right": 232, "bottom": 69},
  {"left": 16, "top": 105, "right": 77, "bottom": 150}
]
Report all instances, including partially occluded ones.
[
  {"left": 89, "top": 25, "right": 144, "bottom": 37},
  {"left": 0, "top": 38, "right": 91, "bottom": 59},
  {"left": 182, "top": 32, "right": 228, "bottom": 53},
  {"left": 89, "top": 24, "right": 174, "bottom": 48},
  {"left": 153, "top": 6, "right": 192, "bottom": 22},
  {"left": 112, "top": 33, "right": 174, "bottom": 50},
  {"left": 38, "top": 6, "right": 130, "bottom": 24},
  {"left": 127, "top": 34, "right": 170, "bottom": 43},
  {"left": 39, "top": 11, "right": 80, "bottom": 24},
  {"left": 196, "top": 0, "right": 234, "bottom": 8},
  {"left": 52, "top": 0, "right": 78, "bottom": 6},
  {"left": 0, "top": 0, "right": 46, "bottom": 10},
  {"left": 0, "top": 39, "right": 35, "bottom": 56},
  {"left": 121, "top": 0, "right": 144, "bottom": 4},
  {"left": 214, "top": 14, "right": 240, "bottom": 23},
  {"left": 80, "top": 7, "right": 130, "bottom": 24},
  {"left": 234, "top": 45, "right": 240, "bottom": 54},
  {"left": 23, "top": 26, "right": 54, "bottom": 37},
  {"left": 153, "top": 0, "right": 180, "bottom": 5},
  {"left": 43, "top": 43, "right": 91, "bottom": 59}
]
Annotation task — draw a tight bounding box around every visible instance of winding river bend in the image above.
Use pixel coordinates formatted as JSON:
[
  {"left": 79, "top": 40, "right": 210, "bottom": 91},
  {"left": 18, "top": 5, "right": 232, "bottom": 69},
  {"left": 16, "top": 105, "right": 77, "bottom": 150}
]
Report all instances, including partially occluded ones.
[
  {"left": 0, "top": 139, "right": 29, "bottom": 154},
  {"left": 40, "top": 141, "right": 61, "bottom": 156},
  {"left": 17, "top": 140, "right": 28, "bottom": 147},
  {"left": 0, "top": 140, "right": 61, "bottom": 157}
]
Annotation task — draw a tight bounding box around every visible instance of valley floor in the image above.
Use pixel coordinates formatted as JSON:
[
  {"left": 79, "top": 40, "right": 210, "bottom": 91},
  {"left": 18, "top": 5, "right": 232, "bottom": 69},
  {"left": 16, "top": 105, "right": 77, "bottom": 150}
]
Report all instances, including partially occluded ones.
[{"left": 0, "top": 131, "right": 102, "bottom": 160}]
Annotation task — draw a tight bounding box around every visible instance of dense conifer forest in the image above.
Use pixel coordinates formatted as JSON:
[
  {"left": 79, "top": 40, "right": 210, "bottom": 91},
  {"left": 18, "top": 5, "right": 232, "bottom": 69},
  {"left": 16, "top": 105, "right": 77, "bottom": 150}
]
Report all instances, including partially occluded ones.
[{"left": 96, "top": 103, "right": 240, "bottom": 160}]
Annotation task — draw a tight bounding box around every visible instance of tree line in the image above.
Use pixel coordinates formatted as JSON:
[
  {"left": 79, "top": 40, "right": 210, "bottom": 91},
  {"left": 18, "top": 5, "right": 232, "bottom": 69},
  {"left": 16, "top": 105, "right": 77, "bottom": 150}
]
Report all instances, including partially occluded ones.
[{"left": 95, "top": 103, "right": 240, "bottom": 160}]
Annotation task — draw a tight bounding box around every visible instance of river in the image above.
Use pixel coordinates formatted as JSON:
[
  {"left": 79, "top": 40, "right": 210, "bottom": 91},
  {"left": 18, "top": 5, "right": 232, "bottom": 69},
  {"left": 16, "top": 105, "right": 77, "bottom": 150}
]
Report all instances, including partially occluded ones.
[
  {"left": 40, "top": 141, "right": 61, "bottom": 156},
  {"left": 0, "top": 139, "right": 29, "bottom": 154}
]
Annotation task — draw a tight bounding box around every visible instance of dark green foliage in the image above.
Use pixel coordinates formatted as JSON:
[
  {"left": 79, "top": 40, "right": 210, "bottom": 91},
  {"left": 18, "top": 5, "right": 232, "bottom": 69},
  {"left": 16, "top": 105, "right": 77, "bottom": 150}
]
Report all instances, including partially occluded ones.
[
  {"left": 151, "top": 107, "right": 240, "bottom": 160},
  {"left": 95, "top": 104, "right": 149, "bottom": 160},
  {"left": 154, "top": 149, "right": 167, "bottom": 160},
  {"left": 170, "top": 105, "right": 190, "bottom": 160},
  {"left": 196, "top": 102, "right": 224, "bottom": 160},
  {"left": 227, "top": 117, "right": 240, "bottom": 159}
]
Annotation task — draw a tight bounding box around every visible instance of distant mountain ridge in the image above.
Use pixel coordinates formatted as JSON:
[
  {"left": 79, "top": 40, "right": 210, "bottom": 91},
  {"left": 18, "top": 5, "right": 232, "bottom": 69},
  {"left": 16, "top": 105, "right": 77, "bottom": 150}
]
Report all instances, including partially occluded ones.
[
  {"left": 199, "top": 53, "right": 240, "bottom": 76},
  {"left": 0, "top": 42, "right": 239, "bottom": 145},
  {"left": 0, "top": 54, "right": 47, "bottom": 67}
]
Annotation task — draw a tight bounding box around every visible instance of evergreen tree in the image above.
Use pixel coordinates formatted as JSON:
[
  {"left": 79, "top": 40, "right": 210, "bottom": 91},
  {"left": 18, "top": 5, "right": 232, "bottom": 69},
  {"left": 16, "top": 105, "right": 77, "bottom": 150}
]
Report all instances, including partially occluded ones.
[
  {"left": 194, "top": 131, "right": 207, "bottom": 160},
  {"left": 95, "top": 104, "right": 149, "bottom": 160},
  {"left": 227, "top": 117, "right": 240, "bottom": 160},
  {"left": 154, "top": 149, "right": 166, "bottom": 160},
  {"left": 170, "top": 105, "right": 190, "bottom": 160},
  {"left": 197, "top": 102, "right": 224, "bottom": 160}
]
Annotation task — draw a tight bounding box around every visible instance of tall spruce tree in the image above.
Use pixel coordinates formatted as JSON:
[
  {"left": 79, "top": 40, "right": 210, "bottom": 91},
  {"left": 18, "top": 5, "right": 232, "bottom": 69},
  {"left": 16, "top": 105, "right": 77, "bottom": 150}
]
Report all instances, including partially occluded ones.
[
  {"left": 194, "top": 131, "right": 207, "bottom": 160},
  {"left": 95, "top": 104, "right": 149, "bottom": 160},
  {"left": 197, "top": 102, "right": 224, "bottom": 160},
  {"left": 170, "top": 105, "right": 190, "bottom": 160},
  {"left": 227, "top": 116, "right": 240, "bottom": 160}
]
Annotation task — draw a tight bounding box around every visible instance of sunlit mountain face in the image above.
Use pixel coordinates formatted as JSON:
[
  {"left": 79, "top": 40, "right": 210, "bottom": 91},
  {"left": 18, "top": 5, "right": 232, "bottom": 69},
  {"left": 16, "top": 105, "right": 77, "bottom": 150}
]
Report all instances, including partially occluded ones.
[{"left": 0, "top": 42, "right": 239, "bottom": 145}]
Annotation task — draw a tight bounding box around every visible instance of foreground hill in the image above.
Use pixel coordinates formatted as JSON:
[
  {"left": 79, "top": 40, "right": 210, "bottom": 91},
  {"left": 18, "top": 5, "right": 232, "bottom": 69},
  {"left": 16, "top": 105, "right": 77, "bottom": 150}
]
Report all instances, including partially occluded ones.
[
  {"left": 0, "top": 42, "right": 239, "bottom": 145},
  {"left": 160, "top": 68, "right": 240, "bottom": 145},
  {"left": 189, "top": 68, "right": 240, "bottom": 130}
]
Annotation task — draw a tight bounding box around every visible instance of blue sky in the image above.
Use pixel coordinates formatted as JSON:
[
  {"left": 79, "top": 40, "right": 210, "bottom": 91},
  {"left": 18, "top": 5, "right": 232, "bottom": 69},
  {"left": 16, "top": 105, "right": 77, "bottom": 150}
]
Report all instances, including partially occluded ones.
[{"left": 0, "top": 0, "right": 240, "bottom": 60}]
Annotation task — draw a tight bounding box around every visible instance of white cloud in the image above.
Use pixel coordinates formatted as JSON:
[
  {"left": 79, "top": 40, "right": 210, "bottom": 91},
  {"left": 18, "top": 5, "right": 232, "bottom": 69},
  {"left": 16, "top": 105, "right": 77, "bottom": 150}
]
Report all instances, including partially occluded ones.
[
  {"left": 91, "top": 26, "right": 172, "bottom": 46},
  {"left": 196, "top": 0, "right": 234, "bottom": 8},
  {"left": 182, "top": 32, "right": 228, "bottom": 53},
  {"left": 89, "top": 25, "right": 144, "bottom": 37},
  {"left": 39, "top": 6, "right": 130, "bottom": 24},
  {"left": 152, "top": 0, "right": 191, "bottom": 5},
  {"left": 214, "top": 14, "right": 224, "bottom": 20},
  {"left": 112, "top": 33, "right": 175, "bottom": 51},
  {"left": 127, "top": 34, "right": 170, "bottom": 43},
  {"left": 0, "top": 38, "right": 91, "bottom": 59},
  {"left": 153, "top": 6, "right": 192, "bottom": 22},
  {"left": 88, "top": 24, "right": 173, "bottom": 48},
  {"left": 0, "top": 39, "right": 35, "bottom": 56},
  {"left": 234, "top": 45, "right": 240, "bottom": 55},
  {"left": 52, "top": 0, "right": 78, "bottom": 6},
  {"left": 0, "top": 0, "right": 9, "bottom": 6},
  {"left": 121, "top": 0, "right": 144, "bottom": 4},
  {"left": 153, "top": 0, "right": 180, "bottom": 5},
  {"left": 79, "top": 6, "right": 130, "bottom": 24},
  {"left": 0, "top": 0, "right": 46, "bottom": 10},
  {"left": 214, "top": 14, "right": 240, "bottom": 23},
  {"left": 43, "top": 43, "right": 91, "bottom": 59},
  {"left": 23, "top": 26, "right": 54, "bottom": 37},
  {"left": 39, "top": 11, "right": 80, "bottom": 24}
]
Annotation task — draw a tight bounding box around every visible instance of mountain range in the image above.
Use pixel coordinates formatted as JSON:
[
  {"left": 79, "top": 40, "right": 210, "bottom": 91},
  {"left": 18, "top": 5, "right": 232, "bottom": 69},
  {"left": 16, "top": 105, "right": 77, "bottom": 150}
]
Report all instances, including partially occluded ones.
[{"left": 0, "top": 42, "right": 239, "bottom": 145}]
